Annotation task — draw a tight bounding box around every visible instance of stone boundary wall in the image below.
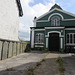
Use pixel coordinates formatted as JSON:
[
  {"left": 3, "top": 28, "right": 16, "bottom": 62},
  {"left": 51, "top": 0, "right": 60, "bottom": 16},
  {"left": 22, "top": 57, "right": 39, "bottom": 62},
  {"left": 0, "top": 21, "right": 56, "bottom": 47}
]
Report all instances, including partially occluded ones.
[{"left": 0, "top": 40, "right": 27, "bottom": 60}]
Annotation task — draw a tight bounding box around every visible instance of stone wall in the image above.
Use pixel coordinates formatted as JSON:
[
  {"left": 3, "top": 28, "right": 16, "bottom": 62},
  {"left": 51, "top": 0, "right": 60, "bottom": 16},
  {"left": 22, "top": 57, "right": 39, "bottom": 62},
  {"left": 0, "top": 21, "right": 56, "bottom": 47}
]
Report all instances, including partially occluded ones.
[{"left": 0, "top": 40, "right": 27, "bottom": 60}]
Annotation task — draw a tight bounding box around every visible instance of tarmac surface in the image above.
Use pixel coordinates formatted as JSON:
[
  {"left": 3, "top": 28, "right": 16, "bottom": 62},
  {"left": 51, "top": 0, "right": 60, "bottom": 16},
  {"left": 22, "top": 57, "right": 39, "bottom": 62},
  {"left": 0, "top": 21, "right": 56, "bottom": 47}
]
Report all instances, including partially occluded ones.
[
  {"left": 59, "top": 53, "right": 75, "bottom": 75},
  {"left": 0, "top": 51, "right": 47, "bottom": 75},
  {"left": 0, "top": 51, "right": 75, "bottom": 75}
]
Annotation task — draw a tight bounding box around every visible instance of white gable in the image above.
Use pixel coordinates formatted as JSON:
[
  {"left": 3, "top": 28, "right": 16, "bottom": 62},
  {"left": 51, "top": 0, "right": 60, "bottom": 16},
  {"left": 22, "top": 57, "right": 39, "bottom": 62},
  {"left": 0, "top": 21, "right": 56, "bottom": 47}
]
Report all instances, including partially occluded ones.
[{"left": 34, "top": 8, "right": 75, "bottom": 22}]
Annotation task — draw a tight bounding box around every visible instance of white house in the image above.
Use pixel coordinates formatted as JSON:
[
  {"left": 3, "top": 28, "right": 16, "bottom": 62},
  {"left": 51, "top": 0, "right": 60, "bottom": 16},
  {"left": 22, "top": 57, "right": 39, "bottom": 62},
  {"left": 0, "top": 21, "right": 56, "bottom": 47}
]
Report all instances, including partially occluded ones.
[{"left": 0, "top": 0, "right": 23, "bottom": 41}]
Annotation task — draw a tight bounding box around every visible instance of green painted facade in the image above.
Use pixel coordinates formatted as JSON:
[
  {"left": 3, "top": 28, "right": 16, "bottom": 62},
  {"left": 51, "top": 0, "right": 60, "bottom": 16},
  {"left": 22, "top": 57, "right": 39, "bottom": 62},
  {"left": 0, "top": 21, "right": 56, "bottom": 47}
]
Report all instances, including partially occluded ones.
[{"left": 30, "top": 4, "right": 75, "bottom": 52}]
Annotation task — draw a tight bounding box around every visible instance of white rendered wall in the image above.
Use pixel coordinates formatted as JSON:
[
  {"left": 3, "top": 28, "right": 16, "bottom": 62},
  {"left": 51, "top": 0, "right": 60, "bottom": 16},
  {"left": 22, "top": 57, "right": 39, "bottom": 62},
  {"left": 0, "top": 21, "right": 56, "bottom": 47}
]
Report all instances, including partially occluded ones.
[{"left": 0, "top": 0, "right": 19, "bottom": 41}]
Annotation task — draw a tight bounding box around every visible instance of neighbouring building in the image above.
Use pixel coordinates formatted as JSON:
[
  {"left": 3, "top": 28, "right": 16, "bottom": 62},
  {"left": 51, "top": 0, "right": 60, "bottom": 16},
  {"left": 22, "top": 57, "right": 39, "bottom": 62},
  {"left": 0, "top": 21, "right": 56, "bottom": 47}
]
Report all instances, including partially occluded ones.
[
  {"left": 30, "top": 4, "right": 75, "bottom": 52},
  {"left": 0, "top": 0, "right": 23, "bottom": 41}
]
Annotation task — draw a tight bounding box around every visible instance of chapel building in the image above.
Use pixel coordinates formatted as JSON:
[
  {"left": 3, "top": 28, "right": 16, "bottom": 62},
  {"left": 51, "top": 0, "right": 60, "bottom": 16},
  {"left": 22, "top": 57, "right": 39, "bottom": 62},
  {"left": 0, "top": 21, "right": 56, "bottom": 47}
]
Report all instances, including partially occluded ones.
[{"left": 30, "top": 4, "right": 75, "bottom": 52}]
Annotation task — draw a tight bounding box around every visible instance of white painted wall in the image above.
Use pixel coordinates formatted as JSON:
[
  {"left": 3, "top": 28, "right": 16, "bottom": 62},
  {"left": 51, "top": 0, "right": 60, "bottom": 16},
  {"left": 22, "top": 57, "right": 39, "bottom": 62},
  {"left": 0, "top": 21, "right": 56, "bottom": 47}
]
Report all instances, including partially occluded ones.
[
  {"left": 31, "top": 28, "right": 34, "bottom": 48},
  {"left": 0, "top": 0, "right": 19, "bottom": 41},
  {"left": 46, "top": 38, "right": 48, "bottom": 48}
]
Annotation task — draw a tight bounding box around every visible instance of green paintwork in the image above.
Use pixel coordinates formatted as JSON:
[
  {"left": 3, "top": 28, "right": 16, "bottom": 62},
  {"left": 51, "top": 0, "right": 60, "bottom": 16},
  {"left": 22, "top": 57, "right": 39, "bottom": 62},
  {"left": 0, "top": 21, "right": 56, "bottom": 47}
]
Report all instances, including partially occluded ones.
[
  {"left": 50, "top": 4, "right": 62, "bottom": 10},
  {"left": 37, "top": 10, "right": 75, "bottom": 21},
  {"left": 36, "top": 10, "right": 75, "bottom": 27},
  {"left": 30, "top": 5, "right": 75, "bottom": 51},
  {"left": 45, "top": 28, "right": 64, "bottom": 35},
  {"left": 36, "top": 11, "right": 75, "bottom": 27}
]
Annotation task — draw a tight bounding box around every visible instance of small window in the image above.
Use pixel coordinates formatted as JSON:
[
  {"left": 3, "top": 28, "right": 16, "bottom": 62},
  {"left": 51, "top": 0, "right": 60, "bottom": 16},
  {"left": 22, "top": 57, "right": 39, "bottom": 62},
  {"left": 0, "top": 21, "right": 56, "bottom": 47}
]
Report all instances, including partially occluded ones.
[
  {"left": 66, "top": 33, "right": 75, "bottom": 44},
  {"left": 51, "top": 16, "right": 60, "bottom": 26},
  {"left": 36, "top": 33, "right": 44, "bottom": 43}
]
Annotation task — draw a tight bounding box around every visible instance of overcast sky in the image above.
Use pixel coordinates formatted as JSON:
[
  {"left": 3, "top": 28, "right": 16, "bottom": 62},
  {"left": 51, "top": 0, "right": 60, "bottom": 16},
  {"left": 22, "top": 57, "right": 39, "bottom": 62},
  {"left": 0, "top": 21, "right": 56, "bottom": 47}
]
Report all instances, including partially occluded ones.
[{"left": 19, "top": 0, "right": 75, "bottom": 41}]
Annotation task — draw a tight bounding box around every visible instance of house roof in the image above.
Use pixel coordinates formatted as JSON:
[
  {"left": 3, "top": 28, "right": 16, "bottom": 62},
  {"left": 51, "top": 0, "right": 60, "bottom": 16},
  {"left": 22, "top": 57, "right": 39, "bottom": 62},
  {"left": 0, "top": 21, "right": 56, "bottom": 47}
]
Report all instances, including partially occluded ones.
[
  {"left": 33, "top": 4, "right": 75, "bottom": 22},
  {"left": 50, "top": 4, "right": 62, "bottom": 11},
  {"left": 16, "top": 0, "right": 23, "bottom": 17}
]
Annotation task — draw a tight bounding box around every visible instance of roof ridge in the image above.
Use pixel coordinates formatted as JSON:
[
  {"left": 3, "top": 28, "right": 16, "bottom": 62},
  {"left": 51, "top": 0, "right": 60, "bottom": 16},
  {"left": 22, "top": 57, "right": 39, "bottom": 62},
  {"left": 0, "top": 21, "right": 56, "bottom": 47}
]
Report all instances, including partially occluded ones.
[{"left": 50, "top": 4, "right": 62, "bottom": 11}]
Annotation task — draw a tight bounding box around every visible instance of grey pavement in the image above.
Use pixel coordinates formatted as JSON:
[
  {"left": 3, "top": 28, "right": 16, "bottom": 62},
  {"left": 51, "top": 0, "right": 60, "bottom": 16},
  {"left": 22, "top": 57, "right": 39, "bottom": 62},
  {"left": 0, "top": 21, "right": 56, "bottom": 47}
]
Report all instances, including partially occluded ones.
[
  {"left": 59, "top": 53, "right": 75, "bottom": 75},
  {"left": 34, "top": 53, "right": 60, "bottom": 75},
  {"left": 0, "top": 52, "right": 75, "bottom": 75},
  {"left": 0, "top": 51, "right": 47, "bottom": 71}
]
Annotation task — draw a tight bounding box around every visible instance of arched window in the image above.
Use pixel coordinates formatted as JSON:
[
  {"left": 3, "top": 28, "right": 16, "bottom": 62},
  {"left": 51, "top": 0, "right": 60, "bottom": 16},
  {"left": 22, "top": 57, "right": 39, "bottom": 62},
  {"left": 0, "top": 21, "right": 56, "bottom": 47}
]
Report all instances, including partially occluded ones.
[
  {"left": 51, "top": 16, "right": 60, "bottom": 26},
  {"left": 36, "top": 33, "right": 44, "bottom": 43}
]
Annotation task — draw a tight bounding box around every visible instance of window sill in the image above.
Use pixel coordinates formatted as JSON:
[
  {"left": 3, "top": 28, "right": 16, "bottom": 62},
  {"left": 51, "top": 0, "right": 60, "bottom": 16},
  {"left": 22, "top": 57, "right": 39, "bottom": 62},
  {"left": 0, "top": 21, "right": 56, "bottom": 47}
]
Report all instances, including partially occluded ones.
[
  {"left": 34, "top": 43, "right": 44, "bottom": 45},
  {"left": 66, "top": 44, "right": 75, "bottom": 45}
]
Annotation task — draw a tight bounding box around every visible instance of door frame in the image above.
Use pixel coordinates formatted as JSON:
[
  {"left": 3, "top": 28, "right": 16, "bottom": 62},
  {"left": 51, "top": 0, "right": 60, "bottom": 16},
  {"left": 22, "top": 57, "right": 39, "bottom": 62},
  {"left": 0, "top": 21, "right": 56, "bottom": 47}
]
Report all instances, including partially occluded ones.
[
  {"left": 47, "top": 31, "right": 61, "bottom": 37},
  {"left": 49, "top": 33, "right": 59, "bottom": 51}
]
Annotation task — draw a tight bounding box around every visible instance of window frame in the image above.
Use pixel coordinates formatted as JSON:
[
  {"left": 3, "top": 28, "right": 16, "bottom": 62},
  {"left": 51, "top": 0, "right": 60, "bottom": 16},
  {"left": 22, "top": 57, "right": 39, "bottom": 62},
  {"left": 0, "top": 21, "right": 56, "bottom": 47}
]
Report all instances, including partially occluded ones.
[
  {"left": 66, "top": 33, "right": 75, "bottom": 44},
  {"left": 51, "top": 16, "right": 60, "bottom": 26},
  {"left": 35, "top": 33, "right": 44, "bottom": 43}
]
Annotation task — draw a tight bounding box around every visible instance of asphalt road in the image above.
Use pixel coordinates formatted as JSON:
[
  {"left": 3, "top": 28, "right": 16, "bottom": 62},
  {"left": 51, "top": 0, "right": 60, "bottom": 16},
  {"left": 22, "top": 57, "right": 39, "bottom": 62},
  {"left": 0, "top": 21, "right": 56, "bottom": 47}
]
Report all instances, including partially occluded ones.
[
  {"left": 59, "top": 53, "right": 75, "bottom": 75},
  {"left": 0, "top": 51, "right": 47, "bottom": 75}
]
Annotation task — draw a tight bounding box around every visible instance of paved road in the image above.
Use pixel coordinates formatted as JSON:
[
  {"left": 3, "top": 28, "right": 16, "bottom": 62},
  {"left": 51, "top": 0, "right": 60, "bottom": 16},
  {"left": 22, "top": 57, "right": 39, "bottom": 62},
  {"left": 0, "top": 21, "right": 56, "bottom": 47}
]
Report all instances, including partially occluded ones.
[
  {"left": 0, "top": 51, "right": 47, "bottom": 75},
  {"left": 59, "top": 53, "right": 75, "bottom": 75},
  {"left": 0, "top": 52, "right": 75, "bottom": 75},
  {"left": 34, "top": 53, "right": 60, "bottom": 75}
]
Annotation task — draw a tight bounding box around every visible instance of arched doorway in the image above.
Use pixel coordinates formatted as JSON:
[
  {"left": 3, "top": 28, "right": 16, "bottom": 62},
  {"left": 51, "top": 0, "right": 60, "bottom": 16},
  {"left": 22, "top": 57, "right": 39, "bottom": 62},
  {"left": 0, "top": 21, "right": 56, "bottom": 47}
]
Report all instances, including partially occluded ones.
[{"left": 49, "top": 33, "right": 59, "bottom": 51}]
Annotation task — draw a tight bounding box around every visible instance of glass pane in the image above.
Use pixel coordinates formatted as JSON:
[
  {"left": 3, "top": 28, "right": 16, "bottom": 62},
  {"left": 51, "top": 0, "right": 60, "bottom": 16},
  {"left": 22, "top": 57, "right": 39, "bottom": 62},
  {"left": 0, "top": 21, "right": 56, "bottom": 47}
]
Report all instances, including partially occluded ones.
[
  {"left": 36, "top": 33, "right": 44, "bottom": 43},
  {"left": 67, "top": 34, "right": 69, "bottom": 43},
  {"left": 51, "top": 16, "right": 60, "bottom": 26},
  {"left": 70, "top": 34, "right": 72, "bottom": 43},
  {"left": 36, "top": 34, "right": 39, "bottom": 43},
  {"left": 74, "top": 34, "right": 75, "bottom": 43},
  {"left": 57, "top": 21, "right": 59, "bottom": 26},
  {"left": 39, "top": 34, "right": 40, "bottom": 43},
  {"left": 39, "top": 34, "right": 44, "bottom": 43}
]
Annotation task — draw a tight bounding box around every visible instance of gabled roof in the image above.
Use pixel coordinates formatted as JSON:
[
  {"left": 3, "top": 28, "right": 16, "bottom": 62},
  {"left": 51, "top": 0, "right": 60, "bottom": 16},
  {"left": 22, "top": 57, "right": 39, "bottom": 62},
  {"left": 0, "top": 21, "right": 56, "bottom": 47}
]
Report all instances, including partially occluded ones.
[
  {"left": 34, "top": 4, "right": 75, "bottom": 22},
  {"left": 16, "top": 0, "right": 23, "bottom": 17},
  {"left": 50, "top": 4, "right": 62, "bottom": 10}
]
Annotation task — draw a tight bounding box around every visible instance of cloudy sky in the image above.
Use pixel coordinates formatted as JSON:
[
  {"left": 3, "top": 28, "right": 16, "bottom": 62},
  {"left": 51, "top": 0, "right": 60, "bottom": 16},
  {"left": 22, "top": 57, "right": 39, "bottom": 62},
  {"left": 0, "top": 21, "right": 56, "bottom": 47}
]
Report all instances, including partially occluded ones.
[{"left": 19, "top": 0, "right": 75, "bottom": 41}]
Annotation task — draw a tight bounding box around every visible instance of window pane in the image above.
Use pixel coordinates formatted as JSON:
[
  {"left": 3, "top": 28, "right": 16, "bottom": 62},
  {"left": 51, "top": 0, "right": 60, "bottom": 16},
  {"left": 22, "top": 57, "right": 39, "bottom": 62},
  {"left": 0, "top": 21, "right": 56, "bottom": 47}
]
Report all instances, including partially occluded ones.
[
  {"left": 74, "top": 34, "right": 75, "bottom": 43},
  {"left": 51, "top": 16, "right": 60, "bottom": 26},
  {"left": 36, "top": 34, "right": 39, "bottom": 43},
  {"left": 41, "top": 34, "right": 44, "bottom": 43},
  {"left": 57, "top": 21, "right": 60, "bottom": 26},
  {"left": 40, "top": 34, "right": 44, "bottom": 43},
  {"left": 39, "top": 34, "right": 40, "bottom": 42},
  {"left": 67, "top": 34, "right": 69, "bottom": 43},
  {"left": 70, "top": 34, "right": 72, "bottom": 43},
  {"left": 36, "top": 33, "right": 44, "bottom": 43}
]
